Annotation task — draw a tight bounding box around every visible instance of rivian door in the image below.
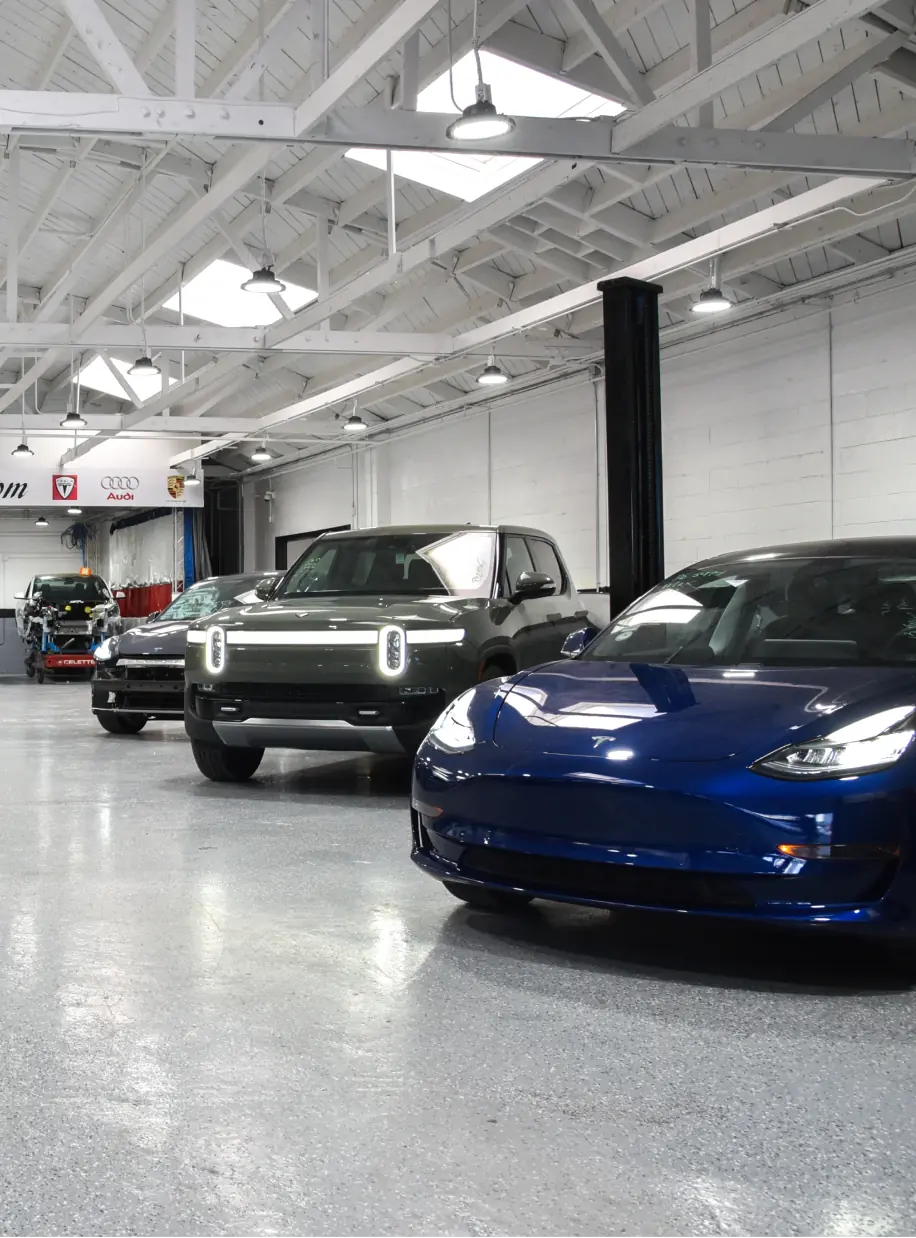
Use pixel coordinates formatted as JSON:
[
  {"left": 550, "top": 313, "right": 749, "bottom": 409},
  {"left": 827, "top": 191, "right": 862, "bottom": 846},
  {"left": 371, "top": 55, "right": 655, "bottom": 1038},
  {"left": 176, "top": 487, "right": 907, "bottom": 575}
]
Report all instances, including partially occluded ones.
[
  {"left": 503, "top": 535, "right": 558, "bottom": 667},
  {"left": 526, "top": 537, "right": 580, "bottom": 656}
]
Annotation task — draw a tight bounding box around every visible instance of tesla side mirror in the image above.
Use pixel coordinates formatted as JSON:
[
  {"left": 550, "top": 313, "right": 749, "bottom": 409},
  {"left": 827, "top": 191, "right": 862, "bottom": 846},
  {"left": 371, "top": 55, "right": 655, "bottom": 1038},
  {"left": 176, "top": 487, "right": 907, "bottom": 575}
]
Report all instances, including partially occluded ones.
[
  {"left": 254, "top": 577, "right": 276, "bottom": 601},
  {"left": 147, "top": 611, "right": 160, "bottom": 622},
  {"left": 561, "top": 626, "right": 600, "bottom": 658},
  {"left": 511, "top": 571, "right": 556, "bottom": 604}
]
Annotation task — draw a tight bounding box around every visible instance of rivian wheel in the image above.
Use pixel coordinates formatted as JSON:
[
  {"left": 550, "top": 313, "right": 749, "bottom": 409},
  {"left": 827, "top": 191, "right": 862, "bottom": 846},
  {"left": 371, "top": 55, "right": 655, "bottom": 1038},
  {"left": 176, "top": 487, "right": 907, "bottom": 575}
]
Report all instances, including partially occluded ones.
[
  {"left": 443, "top": 880, "right": 533, "bottom": 912},
  {"left": 96, "top": 711, "right": 147, "bottom": 735},
  {"left": 191, "top": 739, "right": 264, "bottom": 783}
]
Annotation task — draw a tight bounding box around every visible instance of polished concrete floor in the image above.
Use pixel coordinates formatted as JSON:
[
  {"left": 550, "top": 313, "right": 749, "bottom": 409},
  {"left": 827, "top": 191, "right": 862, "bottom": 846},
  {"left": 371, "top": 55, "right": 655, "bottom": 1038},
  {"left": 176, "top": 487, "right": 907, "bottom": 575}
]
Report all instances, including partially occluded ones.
[{"left": 2, "top": 681, "right": 916, "bottom": 1236}]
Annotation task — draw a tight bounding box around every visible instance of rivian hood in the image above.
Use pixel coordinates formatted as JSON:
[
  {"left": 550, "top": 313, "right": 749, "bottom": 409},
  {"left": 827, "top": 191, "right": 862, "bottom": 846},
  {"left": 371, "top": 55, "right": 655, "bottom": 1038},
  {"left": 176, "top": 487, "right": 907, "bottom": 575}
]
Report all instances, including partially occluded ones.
[
  {"left": 207, "top": 594, "right": 478, "bottom": 631},
  {"left": 115, "top": 620, "right": 190, "bottom": 657},
  {"left": 494, "top": 661, "right": 916, "bottom": 761}
]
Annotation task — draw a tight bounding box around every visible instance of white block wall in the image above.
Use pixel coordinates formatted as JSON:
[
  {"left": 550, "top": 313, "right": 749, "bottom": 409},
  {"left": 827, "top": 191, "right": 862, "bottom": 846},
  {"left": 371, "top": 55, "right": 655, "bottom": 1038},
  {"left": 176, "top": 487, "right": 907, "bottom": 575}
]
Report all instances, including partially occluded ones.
[
  {"left": 662, "top": 272, "right": 916, "bottom": 573},
  {"left": 241, "top": 270, "right": 916, "bottom": 591},
  {"left": 0, "top": 514, "right": 82, "bottom": 608}
]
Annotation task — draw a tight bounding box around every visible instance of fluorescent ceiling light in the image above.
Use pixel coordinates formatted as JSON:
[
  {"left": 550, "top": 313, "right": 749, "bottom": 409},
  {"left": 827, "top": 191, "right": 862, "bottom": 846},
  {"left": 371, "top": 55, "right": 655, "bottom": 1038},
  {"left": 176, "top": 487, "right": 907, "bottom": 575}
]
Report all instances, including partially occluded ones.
[
  {"left": 164, "top": 258, "right": 315, "bottom": 327},
  {"left": 75, "top": 356, "right": 178, "bottom": 403},
  {"left": 346, "top": 50, "right": 624, "bottom": 202}
]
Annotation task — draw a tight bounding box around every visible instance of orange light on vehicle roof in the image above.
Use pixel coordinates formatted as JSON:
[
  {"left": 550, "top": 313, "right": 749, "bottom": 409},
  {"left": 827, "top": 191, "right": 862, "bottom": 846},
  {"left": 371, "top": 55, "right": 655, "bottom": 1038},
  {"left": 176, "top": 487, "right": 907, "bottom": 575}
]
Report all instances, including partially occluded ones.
[{"left": 79, "top": 567, "right": 92, "bottom": 576}]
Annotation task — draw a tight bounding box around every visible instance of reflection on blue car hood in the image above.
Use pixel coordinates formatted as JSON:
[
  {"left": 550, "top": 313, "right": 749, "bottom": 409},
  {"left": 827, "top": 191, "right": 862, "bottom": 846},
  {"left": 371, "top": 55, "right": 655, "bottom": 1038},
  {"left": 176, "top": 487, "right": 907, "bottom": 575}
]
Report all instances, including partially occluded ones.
[{"left": 495, "top": 661, "right": 916, "bottom": 761}]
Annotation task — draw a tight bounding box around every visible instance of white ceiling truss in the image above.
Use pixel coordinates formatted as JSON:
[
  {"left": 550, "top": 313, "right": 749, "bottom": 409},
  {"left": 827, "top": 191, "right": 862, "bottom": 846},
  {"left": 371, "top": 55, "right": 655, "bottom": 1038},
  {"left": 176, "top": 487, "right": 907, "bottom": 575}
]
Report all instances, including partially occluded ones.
[{"left": 0, "top": 0, "right": 915, "bottom": 472}]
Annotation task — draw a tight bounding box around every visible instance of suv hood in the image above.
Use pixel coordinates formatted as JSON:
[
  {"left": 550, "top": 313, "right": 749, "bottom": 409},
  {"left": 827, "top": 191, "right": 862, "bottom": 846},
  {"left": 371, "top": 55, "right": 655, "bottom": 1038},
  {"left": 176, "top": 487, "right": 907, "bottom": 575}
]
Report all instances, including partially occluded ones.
[
  {"left": 205, "top": 594, "right": 482, "bottom": 631},
  {"left": 116, "top": 620, "right": 190, "bottom": 657},
  {"left": 494, "top": 661, "right": 916, "bottom": 761}
]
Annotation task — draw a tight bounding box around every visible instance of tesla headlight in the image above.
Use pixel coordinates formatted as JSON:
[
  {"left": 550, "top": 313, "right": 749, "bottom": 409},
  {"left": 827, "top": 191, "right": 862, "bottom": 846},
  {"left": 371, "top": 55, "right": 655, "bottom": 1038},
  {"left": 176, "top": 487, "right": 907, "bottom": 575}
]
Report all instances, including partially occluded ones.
[
  {"left": 427, "top": 689, "right": 478, "bottom": 753},
  {"left": 94, "top": 637, "right": 118, "bottom": 662},
  {"left": 753, "top": 705, "right": 916, "bottom": 780}
]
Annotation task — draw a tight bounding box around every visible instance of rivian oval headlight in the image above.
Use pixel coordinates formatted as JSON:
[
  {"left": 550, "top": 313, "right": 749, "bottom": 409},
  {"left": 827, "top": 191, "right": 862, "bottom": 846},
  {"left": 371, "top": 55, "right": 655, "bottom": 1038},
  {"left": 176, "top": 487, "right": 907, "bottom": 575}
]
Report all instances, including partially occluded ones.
[
  {"left": 205, "top": 626, "right": 227, "bottom": 675},
  {"left": 753, "top": 705, "right": 916, "bottom": 779},
  {"left": 427, "top": 688, "right": 478, "bottom": 753},
  {"left": 94, "top": 636, "right": 118, "bottom": 662}
]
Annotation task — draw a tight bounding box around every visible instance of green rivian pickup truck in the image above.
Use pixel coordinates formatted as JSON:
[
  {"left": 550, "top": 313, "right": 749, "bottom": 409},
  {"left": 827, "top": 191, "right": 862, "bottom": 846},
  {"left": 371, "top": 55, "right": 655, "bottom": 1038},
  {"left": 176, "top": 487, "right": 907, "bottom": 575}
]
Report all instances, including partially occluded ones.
[{"left": 184, "top": 523, "right": 590, "bottom": 781}]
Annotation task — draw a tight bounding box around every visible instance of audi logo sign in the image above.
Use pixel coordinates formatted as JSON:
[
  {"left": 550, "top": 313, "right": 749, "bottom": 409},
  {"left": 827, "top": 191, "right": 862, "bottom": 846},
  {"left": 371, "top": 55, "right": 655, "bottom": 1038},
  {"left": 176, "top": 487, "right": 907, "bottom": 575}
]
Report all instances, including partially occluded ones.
[{"left": 102, "top": 476, "right": 139, "bottom": 490}]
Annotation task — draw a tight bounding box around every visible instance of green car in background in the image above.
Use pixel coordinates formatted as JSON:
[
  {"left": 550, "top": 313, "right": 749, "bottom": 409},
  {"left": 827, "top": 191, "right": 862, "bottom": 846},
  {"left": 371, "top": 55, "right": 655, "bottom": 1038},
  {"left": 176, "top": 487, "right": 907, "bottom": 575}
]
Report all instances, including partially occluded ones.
[{"left": 184, "top": 523, "right": 589, "bottom": 781}]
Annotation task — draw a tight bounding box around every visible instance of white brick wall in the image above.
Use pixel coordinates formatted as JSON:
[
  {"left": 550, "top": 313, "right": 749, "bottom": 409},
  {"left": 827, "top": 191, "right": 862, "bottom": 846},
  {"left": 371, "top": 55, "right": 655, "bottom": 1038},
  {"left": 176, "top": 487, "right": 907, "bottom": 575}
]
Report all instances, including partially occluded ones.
[{"left": 242, "top": 271, "right": 916, "bottom": 589}]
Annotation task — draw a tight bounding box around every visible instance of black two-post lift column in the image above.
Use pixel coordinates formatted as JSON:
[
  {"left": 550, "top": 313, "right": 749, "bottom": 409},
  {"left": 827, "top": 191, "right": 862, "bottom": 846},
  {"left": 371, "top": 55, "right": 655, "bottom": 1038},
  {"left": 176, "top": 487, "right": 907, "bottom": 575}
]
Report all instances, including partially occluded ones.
[{"left": 598, "top": 277, "right": 664, "bottom": 617}]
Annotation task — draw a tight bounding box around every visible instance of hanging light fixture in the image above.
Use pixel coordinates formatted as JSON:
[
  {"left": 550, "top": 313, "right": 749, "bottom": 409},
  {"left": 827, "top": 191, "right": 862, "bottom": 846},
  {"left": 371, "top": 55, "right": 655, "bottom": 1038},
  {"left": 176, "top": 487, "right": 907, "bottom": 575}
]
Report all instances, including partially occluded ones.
[
  {"left": 445, "top": 0, "right": 514, "bottom": 141},
  {"left": 184, "top": 469, "right": 201, "bottom": 487},
  {"left": 691, "top": 287, "right": 732, "bottom": 315},
  {"left": 63, "top": 297, "right": 87, "bottom": 428},
  {"left": 691, "top": 256, "right": 732, "bottom": 315},
  {"left": 34, "top": 515, "right": 49, "bottom": 528},
  {"left": 128, "top": 354, "right": 161, "bottom": 377},
  {"left": 250, "top": 442, "right": 272, "bottom": 463},
  {"left": 67, "top": 506, "right": 82, "bottom": 516},
  {"left": 242, "top": 174, "right": 287, "bottom": 293},
  {"left": 343, "top": 412, "right": 367, "bottom": 434},
  {"left": 11, "top": 377, "right": 33, "bottom": 456},
  {"left": 477, "top": 356, "right": 509, "bottom": 386},
  {"left": 60, "top": 408, "right": 87, "bottom": 429},
  {"left": 129, "top": 155, "right": 161, "bottom": 376}
]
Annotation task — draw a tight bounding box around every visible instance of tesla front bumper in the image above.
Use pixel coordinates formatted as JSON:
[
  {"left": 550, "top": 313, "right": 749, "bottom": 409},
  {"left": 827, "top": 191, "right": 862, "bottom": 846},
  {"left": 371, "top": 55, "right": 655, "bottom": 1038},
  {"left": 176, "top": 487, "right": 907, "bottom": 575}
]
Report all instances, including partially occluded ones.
[
  {"left": 92, "top": 659, "right": 186, "bottom": 719},
  {"left": 411, "top": 746, "right": 916, "bottom": 933}
]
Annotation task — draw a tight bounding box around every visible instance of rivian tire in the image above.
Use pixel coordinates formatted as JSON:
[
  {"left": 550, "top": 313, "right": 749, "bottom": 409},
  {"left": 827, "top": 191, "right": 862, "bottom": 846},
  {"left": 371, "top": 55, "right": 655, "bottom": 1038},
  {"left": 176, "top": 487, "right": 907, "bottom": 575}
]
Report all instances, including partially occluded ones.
[
  {"left": 96, "top": 711, "right": 147, "bottom": 735},
  {"left": 443, "top": 880, "right": 533, "bottom": 913},
  {"left": 192, "top": 739, "right": 264, "bottom": 783}
]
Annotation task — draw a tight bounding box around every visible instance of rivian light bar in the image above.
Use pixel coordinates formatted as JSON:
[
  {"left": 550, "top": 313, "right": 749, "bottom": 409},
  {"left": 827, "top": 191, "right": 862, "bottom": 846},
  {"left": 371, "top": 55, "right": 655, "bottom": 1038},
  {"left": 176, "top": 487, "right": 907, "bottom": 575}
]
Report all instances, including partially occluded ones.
[{"left": 187, "top": 628, "right": 465, "bottom": 646}]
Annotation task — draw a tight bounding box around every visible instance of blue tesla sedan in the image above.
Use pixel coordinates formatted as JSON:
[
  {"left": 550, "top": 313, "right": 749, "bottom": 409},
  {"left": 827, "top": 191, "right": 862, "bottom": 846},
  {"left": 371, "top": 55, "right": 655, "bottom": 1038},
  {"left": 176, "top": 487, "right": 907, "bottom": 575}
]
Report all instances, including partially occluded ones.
[{"left": 411, "top": 539, "right": 916, "bottom": 938}]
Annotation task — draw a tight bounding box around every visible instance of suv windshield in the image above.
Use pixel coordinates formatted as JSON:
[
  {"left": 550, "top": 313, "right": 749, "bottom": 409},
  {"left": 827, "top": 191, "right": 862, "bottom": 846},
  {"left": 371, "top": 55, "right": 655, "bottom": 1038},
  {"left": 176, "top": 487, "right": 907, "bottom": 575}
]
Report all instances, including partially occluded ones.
[
  {"left": 158, "top": 579, "right": 267, "bottom": 621},
  {"left": 279, "top": 531, "right": 497, "bottom": 599},
  {"left": 35, "top": 575, "right": 110, "bottom": 605},
  {"left": 587, "top": 557, "right": 916, "bottom": 667}
]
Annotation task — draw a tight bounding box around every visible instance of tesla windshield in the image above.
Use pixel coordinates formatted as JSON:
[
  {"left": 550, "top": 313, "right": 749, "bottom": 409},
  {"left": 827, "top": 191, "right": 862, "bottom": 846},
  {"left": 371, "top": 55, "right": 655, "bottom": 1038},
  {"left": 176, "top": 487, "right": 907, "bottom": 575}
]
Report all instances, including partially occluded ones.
[
  {"left": 278, "top": 531, "right": 498, "bottom": 599},
  {"left": 158, "top": 581, "right": 259, "bottom": 621},
  {"left": 587, "top": 557, "right": 916, "bottom": 667}
]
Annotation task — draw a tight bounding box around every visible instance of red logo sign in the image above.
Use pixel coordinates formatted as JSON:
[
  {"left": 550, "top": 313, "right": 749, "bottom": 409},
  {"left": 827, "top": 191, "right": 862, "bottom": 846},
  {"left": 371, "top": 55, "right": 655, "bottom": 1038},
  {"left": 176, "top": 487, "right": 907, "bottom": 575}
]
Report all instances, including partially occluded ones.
[{"left": 52, "top": 474, "right": 78, "bottom": 501}]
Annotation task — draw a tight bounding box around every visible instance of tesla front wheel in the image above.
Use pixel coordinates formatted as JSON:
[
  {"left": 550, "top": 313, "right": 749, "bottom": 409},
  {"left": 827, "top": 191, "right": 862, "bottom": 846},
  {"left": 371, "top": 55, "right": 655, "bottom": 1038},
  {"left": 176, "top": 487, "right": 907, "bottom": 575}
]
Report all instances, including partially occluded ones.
[
  {"left": 191, "top": 739, "right": 264, "bottom": 783},
  {"left": 443, "top": 880, "right": 533, "bottom": 912},
  {"left": 96, "top": 711, "right": 147, "bottom": 735}
]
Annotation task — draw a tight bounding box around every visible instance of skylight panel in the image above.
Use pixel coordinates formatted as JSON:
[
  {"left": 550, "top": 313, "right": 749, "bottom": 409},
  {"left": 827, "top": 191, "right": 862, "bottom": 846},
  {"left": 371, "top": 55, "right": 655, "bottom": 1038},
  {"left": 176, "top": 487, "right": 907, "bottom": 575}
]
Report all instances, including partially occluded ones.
[
  {"left": 346, "top": 50, "right": 625, "bottom": 202},
  {"left": 75, "top": 356, "right": 178, "bottom": 403},
  {"left": 163, "top": 258, "right": 316, "bottom": 328}
]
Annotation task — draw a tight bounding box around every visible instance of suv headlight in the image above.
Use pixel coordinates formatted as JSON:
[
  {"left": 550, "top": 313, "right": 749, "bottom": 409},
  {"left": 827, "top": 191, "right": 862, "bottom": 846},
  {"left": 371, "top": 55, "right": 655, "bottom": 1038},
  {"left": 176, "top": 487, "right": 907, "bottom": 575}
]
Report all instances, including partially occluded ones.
[
  {"left": 753, "top": 705, "right": 916, "bottom": 780},
  {"left": 427, "top": 689, "right": 478, "bottom": 753},
  {"left": 94, "top": 637, "right": 118, "bottom": 662}
]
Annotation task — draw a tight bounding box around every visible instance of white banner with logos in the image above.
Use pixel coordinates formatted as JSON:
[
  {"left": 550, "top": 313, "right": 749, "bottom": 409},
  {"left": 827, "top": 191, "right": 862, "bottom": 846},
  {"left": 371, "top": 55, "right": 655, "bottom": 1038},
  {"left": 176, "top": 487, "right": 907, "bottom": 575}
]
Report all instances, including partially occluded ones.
[{"left": 0, "top": 468, "right": 204, "bottom": 508}]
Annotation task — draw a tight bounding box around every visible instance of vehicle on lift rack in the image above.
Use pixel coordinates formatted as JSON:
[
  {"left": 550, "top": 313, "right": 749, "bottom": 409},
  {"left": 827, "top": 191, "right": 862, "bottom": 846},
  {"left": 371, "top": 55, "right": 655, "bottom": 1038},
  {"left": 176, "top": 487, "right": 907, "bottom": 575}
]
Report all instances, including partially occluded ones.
[
  {"left": 412, "top": 537, "right": 916, "bottom": 945},
  {"left": 184, "top": 524, "right": 589, "bottom": 782},
  {"left": 15, "top": 571, "right": 121, "bottom": 682},
  {"left": 91, "top": 571, "right": 281, "bottom": 735}
]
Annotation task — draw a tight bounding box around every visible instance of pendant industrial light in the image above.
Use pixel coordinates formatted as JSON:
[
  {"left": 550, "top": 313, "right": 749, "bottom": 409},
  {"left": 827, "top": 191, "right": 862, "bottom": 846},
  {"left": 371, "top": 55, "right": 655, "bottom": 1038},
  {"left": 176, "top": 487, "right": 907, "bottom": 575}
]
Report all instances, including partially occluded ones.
[
  {"left": 130, "top": 156, "right": 161, "bottom": 376},
  {"left": 60, "top": 407, "right": 87, "bottom": 429},
  {"left": 343, "top": 406, "right": 367, "bottom": 434},
  {"left": 10, "top": 388, "right": 32, "bottom": 458},
  {"left": 34, "top": 515, "right": 49, "bottom": 528},
  {"left": 250, "top": 441, "right": 272, "bottom": 463},
  {"left": 477, "top": 355, "right": 509, "bottom": 386},
  {"left": 63, "top": 298, "right": 88, "bottom": 428},
  {"left": 184, "top": 469, "right": 201, "bottom": 487},
  {"left": 67, "top": 506, "right": 82, "bottom": 516},
  {"left": 445, "top": 0, "right": 514, "bottom": 141},
  {"left": 691, "top": 257, "right": 732, "bottom": 315},
  {"left": 242, "top": 175, "right": 286, "bottom": 294}
]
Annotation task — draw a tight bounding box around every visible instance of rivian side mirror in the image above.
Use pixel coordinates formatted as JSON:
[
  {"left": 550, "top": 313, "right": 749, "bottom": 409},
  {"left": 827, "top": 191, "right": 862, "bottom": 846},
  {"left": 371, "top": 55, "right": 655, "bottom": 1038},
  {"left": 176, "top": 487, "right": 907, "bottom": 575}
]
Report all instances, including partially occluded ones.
[
  {"left": 561, "top": 625, "right": 600, "bottom": 658},
  {"left": 254, "top": 577, "right": 276, "bottom": 601},
  {"left": 147, "top": 611, "right": 160, "bottom": 622},
  {"left": 511, "top": 570, "right": 556, "bottom": 604}
]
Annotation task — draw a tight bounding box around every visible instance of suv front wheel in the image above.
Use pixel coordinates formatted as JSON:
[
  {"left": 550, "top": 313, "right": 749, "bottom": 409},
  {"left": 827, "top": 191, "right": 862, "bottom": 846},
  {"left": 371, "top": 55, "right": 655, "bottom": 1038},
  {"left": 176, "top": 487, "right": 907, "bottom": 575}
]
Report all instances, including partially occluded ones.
[{"left": 191, "top": 739, "right": 264, "bottom": 782}]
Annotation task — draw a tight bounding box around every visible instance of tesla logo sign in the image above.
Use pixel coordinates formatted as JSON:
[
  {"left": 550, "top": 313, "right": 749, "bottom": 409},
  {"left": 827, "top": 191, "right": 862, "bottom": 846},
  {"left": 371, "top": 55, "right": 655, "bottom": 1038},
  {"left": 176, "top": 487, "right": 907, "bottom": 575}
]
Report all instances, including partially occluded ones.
[{"left": 52, "top": 474, "right": 77, "bottom": 501}]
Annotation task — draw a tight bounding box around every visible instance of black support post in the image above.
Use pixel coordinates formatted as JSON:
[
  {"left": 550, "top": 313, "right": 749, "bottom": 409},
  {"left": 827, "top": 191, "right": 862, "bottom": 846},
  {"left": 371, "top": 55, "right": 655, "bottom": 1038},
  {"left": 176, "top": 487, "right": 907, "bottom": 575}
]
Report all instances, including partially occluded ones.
[{"left": 598, "top": 276, "right": 664, "bottom": 617}]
